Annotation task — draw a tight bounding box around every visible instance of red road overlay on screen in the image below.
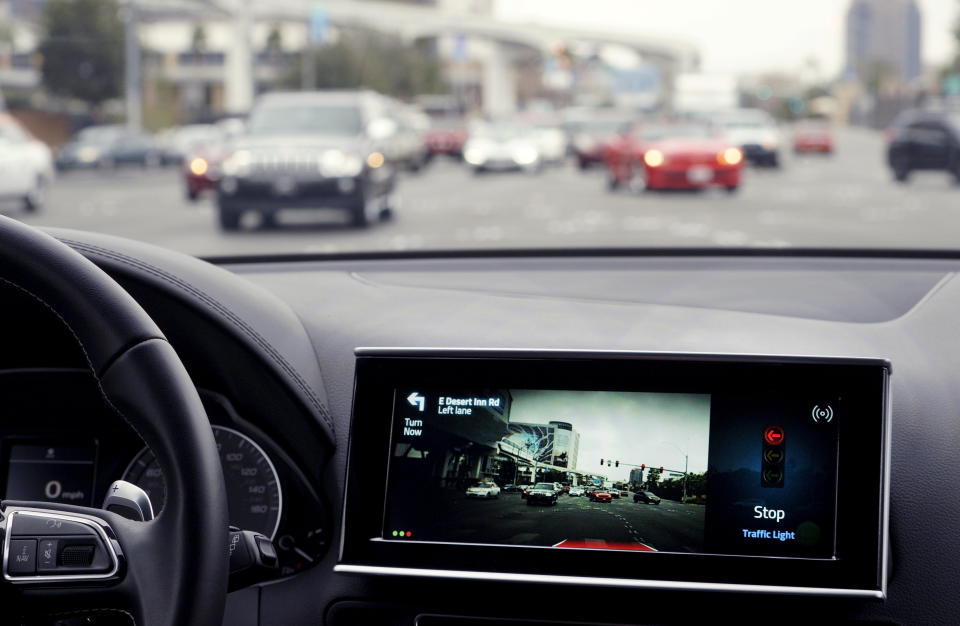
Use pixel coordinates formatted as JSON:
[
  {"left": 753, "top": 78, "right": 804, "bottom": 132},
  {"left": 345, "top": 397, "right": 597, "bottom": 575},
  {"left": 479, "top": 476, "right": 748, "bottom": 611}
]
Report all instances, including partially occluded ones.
[{"left": 553, "top": 539, "right": 657, "bottom": 551}]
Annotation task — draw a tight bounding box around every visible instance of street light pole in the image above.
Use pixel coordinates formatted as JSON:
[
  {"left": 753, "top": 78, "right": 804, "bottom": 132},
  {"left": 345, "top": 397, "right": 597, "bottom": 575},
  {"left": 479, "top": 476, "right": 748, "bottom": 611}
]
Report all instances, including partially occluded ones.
[{"left": 122, "top": 0, "right": 141, "bottom": 131}]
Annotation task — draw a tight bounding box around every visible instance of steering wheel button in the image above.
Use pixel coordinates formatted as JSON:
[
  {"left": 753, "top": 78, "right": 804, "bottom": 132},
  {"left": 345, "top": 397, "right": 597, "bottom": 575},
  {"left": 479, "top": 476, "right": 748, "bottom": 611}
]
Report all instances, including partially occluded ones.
[
  {"left": 37, "top": 538, "right": 58, "bottom": 570},
  {"left": 8, "top": 539, "right": 37, "bottom": 574},
  {"left": 11, "top": 514, "right": 96, "bottom": 537}
]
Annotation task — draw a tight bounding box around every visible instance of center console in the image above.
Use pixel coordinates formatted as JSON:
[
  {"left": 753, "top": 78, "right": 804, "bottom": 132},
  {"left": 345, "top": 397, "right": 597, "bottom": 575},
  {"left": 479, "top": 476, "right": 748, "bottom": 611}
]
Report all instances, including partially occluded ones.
[{"left": 338, "top": 349, "right": 889, "bottom": 597}]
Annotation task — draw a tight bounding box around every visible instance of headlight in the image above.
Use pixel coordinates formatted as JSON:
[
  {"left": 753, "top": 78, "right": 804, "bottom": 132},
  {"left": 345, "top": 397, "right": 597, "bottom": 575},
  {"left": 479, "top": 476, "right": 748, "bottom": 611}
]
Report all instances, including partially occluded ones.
[
  {"left": 762, "top": 134, "right": 780, "bottom": 150},
  {"left": 717, "top": 147, "right": 743, "bottom": 166},
  {"left": 643, "top": 149, "right": 665, "bottom": 167},
  {"left": 319, "top": 149, "right": 362, "bottom": 177},
  {"left": 77, "top": 146, "right": 100, "bottom": 163},
  {"left": 512, "top": 145, "right": 539, "bottom": 165},
  {"left": 464, "top": 147, "right": 487, "bottom": 166},
  {"left": 221, "top": 150, "right": 252, "bottom": 176}
]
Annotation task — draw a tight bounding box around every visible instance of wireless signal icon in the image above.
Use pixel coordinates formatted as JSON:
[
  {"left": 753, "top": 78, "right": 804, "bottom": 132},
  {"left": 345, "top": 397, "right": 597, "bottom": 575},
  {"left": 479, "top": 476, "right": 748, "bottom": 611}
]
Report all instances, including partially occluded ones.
[{"left": 811, "top": 405, "right": 834, "bottom": 423}]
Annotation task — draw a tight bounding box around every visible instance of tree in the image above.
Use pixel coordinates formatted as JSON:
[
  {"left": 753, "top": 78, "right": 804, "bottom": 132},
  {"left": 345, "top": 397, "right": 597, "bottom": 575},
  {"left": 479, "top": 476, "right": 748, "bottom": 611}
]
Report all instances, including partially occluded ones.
[
  {"left": 289, "top": 29, "right": 446, "bottom": 99},
  {"left": 38, "top": 0, "right": 124, "bottom": 107}
]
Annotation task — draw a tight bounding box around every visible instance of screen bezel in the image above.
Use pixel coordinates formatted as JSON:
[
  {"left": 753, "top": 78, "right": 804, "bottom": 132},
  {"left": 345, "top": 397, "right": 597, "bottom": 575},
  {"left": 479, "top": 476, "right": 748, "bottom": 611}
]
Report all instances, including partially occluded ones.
[{"left": 340, "top": 349, "right": 889, "bottom": 596}]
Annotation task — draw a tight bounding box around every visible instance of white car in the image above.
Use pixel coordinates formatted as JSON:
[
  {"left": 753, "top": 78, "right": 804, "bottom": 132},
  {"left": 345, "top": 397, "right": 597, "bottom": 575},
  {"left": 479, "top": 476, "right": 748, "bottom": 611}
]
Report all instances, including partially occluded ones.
[
  {"left": 568, "top": 487, "right": 585, "bottom": 497},
  {"left": 463, "top": 122, "right": 542, "bottom": 173},
  {"left": 711, "top": 108, "right": 782, "bottom": 167},
  {"left": 0, "top": 114, "right": 54, "bottom": 212},
  {"left": 465, "top": 481, "right": 500, "bottom": 499}
]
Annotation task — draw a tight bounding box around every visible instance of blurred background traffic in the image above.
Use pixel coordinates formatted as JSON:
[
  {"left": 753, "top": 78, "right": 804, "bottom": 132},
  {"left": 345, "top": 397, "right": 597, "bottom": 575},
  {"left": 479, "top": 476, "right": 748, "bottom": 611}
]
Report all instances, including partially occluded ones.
[{"left": 1, "top": 0, "right": 960, "bottom": 255}]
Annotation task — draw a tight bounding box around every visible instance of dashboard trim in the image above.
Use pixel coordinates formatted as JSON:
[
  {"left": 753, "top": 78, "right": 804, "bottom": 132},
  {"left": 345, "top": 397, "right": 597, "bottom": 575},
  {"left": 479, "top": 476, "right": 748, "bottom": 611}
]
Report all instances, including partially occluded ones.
[
  {"left": 333, "top": 564, "right": 885, "bottom": 599},
  {"left": 354, "top": 347, "right": 892, "bottom": 372}
]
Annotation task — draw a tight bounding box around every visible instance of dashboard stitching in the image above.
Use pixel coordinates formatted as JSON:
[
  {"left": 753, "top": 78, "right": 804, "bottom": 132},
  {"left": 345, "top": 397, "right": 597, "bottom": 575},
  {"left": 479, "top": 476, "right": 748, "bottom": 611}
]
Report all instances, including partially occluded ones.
[{"left": 58, "top": 238, "right": 335, "bottom": 434}]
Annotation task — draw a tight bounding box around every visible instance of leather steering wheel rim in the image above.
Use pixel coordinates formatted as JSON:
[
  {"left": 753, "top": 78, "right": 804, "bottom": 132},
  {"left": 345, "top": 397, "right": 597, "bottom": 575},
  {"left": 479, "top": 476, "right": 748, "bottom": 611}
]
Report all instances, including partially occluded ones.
[{"left": 0, "top": 215, "right": 229, "bottom": 626}]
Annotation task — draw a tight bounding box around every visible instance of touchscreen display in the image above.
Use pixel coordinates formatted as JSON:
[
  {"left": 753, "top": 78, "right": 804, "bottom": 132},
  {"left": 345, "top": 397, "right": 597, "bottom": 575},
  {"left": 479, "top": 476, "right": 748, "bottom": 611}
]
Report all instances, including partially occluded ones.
[{"left": 383, "top": 385, "right": 840, "bottom": 559}]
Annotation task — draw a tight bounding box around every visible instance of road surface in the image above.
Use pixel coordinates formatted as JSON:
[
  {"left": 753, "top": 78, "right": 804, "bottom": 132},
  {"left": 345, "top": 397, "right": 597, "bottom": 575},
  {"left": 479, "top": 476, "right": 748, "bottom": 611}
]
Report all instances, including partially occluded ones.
[{"left": 410, "top": 492, "right": 704, "bottom": 553}]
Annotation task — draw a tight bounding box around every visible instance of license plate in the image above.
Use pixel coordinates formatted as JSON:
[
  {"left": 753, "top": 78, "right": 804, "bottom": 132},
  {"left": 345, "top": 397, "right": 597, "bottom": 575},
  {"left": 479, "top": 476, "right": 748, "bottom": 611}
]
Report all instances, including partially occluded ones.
[
  {"left": 687, "top": 165, "right": 713, "bottom": 184},
  {"left": 273, "top": 177, "right": 297, "bottom": 196}
]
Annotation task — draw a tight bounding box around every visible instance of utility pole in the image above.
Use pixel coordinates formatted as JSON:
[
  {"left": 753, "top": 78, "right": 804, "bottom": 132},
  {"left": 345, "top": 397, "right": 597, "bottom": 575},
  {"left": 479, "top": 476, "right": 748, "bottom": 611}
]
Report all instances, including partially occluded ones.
[
  {"left": 122, "top": 0, "right": 141, "bottom": 131},
  {"left": 682, "top": 454, "right": 688, "bottom": 503}
]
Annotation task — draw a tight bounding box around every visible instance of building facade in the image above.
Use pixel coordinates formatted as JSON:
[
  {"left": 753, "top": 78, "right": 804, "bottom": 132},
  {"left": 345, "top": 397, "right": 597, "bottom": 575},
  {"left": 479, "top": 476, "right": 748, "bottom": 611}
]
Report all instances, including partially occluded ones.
[
  {"left": 503, "top": 420, "right": 580, "bottom": 470},
  {"left": 845, "top": 0, "right": 922, "bottom": 88}
]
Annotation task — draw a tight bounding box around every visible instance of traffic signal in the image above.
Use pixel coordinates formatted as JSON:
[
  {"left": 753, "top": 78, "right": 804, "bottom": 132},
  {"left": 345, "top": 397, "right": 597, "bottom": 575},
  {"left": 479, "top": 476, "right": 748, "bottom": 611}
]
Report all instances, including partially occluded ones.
[
  {"left": 615, "top": 461, "right": 619, "bottom": 467},
  {"left": 640, "top": 464, "right": 645, "bottom": 471},
  {"left": 659, "top": 466, "right": 663, "bottom": 472},
  {"left": 600, "top": 458, "right": 604, "bottom": 466},
  {"left": 761, "top": 426, "right": 785, "bottom": 488}
]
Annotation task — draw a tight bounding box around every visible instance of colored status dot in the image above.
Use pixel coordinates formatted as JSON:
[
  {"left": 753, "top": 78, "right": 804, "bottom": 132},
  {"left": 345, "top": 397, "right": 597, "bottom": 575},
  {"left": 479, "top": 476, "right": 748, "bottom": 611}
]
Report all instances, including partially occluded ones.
[
  {"left": 391, "top": 531, "right": 398, "bottom": 537},
  {"left": 406, "top": 531, "right": 412, "bottom": 537}
]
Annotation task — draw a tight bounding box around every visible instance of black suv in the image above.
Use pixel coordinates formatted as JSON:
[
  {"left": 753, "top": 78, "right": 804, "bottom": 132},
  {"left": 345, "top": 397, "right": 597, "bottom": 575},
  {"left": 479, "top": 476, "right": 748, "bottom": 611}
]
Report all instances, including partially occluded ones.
[
  {"left": 887, "top": 109, "right": 960, "bottom": 183},
  {"left": 217, "top": 90, "right": 402, "bottom": 230}
]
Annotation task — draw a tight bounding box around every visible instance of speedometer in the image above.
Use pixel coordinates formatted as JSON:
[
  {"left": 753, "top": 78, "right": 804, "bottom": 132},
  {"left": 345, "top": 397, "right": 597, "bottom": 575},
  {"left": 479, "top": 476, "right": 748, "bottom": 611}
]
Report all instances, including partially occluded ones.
[{"left": 122, "top": 425, "right": 283, "bottom": 539}]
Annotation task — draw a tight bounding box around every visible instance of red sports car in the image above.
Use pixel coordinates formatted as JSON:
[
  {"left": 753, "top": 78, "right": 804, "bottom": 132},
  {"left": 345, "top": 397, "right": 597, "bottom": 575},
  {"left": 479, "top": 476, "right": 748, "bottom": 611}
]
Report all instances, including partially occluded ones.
[
  {"left": 793, "top": 121, "right": 834, "bottom": 154},
  {"left": 591, "top": 491, "right": 613, "bottom": 503},
  {"left": 604, "top": 123, "right": 743, "bottom": 193}
]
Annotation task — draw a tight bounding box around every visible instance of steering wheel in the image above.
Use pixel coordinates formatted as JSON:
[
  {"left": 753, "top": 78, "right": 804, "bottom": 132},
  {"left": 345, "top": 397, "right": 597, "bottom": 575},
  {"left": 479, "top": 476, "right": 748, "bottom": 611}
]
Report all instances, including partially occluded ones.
[{"left": 0, "top": 216, "right": 229, "bottom": 625}]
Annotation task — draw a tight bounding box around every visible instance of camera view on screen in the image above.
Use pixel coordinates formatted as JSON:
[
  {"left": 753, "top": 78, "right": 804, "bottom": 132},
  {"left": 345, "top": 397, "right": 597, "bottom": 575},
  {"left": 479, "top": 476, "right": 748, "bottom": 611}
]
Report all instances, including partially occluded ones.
[{"left": 383, "top": 389, "right": 710, "bottom": 553}]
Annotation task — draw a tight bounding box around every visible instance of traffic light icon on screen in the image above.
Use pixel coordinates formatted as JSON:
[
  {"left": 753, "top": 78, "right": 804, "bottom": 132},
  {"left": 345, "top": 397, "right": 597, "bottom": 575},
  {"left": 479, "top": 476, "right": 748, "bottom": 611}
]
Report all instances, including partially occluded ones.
[{"left": 761, "top": 426, "right": 785, "bottom": 488}]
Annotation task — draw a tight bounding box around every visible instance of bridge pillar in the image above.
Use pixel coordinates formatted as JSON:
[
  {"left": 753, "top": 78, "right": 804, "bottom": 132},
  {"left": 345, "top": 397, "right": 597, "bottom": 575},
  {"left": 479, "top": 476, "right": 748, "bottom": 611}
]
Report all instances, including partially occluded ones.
[
  {"left": 224, "top": 0, "right": 255, "bottom": 114},
  {"left": 482, "top": 41, "right": 517, "bottom": 116}
]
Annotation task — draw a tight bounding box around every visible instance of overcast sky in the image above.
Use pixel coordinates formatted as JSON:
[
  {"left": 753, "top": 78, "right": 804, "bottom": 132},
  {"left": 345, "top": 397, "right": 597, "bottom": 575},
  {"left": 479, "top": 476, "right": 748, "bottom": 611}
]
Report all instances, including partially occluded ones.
[
  {"left": 508, "top": 390, "right": 710, "bottom": 482},
  {"left": 496, "top": 0, "right": 957, "bottom": 77}
]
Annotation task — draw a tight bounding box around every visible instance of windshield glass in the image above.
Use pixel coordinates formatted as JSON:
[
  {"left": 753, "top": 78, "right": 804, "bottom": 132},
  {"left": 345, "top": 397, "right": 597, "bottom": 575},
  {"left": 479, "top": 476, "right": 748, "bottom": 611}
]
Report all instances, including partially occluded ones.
[
  {"left": 7, "top": 0, "right": 960, "bottom": 256},
  {"left": 247, "top": 104, "right": 364, "bottom": 136},
  {"left": 534, "top": 483, "right": 555, "bottom": 490}
]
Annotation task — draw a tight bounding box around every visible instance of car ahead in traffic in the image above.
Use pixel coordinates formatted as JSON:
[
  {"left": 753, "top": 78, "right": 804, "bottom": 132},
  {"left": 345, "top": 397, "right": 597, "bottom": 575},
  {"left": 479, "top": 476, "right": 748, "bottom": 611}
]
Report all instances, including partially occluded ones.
[
  {"left": 590, "top": 491, "right": 613, "bottom": 503},
  {"left": 568, "top": 487, "right": 585, "bottom": 497},
  {"left": 216, "top": 90, "right": 401, "bottom": 230},
  {"left": 462, "top": 122, "right": 543, "bottom": 174},
  {"left": 793, "top": 119, "right": 834, "bottom": 154},
  {"left": 0, "top": 114, "right": 54, "bottom": 212},
  {"left": 56, "top": 125, "right": 164, "bottom": 170},
  {"left": 634, "top": 491, "right": 662, "bottom": 505},
  {"left": 604, "top": 122, "right": 743, "bottom": 193},
  {"left": 712, "top": 108, "right": 782, "bottom": 167},
  {"left": 424, "top": 117, "right": 467, "bottom": 159},
  {"left": 620, "top": 490, "right": 629, "bottom": 499},
  {"left": 568, "top": 116, "right": 633, "bottom": 169},
  {"left": 526, "top": 482, "right": 559, "bottom": 506},
  {"left": 161, "top": 124, "right": 226, "bottom": 165},
  {"left": 465, "top": 481, "right": 500, "bottom": 499},
  {"left": 502, "top": 484, "right": 521, "bottom": 493},
  {"left": 887, "top": 109, "right": 960, "bottom": 183}
]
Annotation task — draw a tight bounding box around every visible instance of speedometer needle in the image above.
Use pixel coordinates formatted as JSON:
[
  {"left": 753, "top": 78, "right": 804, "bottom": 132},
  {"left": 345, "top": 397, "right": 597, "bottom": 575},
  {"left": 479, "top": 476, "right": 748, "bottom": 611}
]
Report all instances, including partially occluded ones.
[{"left": 294, "top": 547, "right": 315, "bottom": 563}]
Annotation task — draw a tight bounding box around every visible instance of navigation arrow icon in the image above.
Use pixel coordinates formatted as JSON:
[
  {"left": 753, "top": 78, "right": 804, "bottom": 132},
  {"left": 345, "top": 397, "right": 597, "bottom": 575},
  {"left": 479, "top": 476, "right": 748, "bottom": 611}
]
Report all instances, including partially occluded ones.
[{"left": 407, "top": 392, "right": 425, "bottom": 412}]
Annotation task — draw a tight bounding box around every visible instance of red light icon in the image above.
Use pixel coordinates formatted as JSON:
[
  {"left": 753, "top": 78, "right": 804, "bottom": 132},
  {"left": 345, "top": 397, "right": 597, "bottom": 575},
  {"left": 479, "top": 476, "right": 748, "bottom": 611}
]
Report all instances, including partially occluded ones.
[{"left": 764, "top": 426, "right": 785, "bottom": 446}]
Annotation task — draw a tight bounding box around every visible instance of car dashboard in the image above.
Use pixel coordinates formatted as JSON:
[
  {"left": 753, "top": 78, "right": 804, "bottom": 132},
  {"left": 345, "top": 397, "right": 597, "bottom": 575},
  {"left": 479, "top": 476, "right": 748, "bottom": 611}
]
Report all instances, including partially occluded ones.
[{"left": 3, "top": 231, "right": 960, "bottom": 624}]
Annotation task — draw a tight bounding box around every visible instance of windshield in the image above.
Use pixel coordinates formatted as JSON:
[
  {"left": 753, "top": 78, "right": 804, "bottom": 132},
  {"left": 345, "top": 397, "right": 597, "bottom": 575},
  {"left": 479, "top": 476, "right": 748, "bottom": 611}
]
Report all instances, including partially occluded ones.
[
  {"left": 8, "top": 0, "right": 960, "bottom": 255},
  {"left": 247, "top": 104, "right": 364, "bottom": 136},
  {"left": 534, "top": 483, "right": 555, "bottom": 490}
]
